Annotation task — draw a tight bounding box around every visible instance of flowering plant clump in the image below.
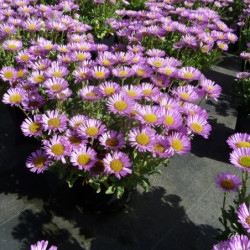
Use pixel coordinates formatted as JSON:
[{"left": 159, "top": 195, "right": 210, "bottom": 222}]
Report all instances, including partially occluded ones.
[
  {"left": 213, "top": 132, "right": 250, "bottom": 244},
  {"left": 106, "top": 0, "right": 238, "bottom": 70},
  {"left": 0, "top": 0, "right": 222, "bottom": 198},
  {"left": 232, "top": 43, "right": 250, "bottom": 115}
]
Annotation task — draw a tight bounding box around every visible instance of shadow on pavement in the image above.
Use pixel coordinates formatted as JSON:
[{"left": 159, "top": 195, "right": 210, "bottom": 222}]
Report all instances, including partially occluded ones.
[{"left": 10, "top": 186, "right": 219, "bottom": 250}]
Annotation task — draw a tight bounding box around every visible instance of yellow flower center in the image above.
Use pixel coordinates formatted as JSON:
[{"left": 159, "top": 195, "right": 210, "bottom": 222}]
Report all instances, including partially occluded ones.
[
  {"left": 136, "top": 70, "right": 146, "bottom": 76},
  {"left": 153, "top": 143, "right": 164, "bottom": 153},
  {"left": 52, "top": 72, "right": 63, "bottom": 77},
  {"left": 69, "top": 135, "right": 81, "bottom": 145},
  {"left": 219, "top": 44, "right": 225, "bottom": 49},
  {"left": 77, "top": 154, "right": 90, "bottom": 165},
  {"left": 60, "top": 48, "right": 69, "bottom": 53},
  {"left": 118, "top": 71, "right": 128, "bottom": 76},
  {"left": 7, "top": 44, "right": 17, "bottom": 50},
  {"left": 79, "top": 72, "right": 89, "bottom": 78},
  {"left": 51, "top": 144, "right": 65, "bottom": 155},
  {"left": 220, "top": 179, "right": 235, "bottom": 190},
  {"left": 85, "top": 127, "right": 99, "bottom": 136},
  {"left": 45, "top": 45, "right": 53, "bottom": 50},
  {"left": 239, "top": 156, "right": 250, "bottom": 168},
  {"left": 51, "top": 84, "right": 62, "bottom": 91},
  {"left": 33, "top": 156, "right": 46, "bottom": 168},
  {"left": 10, "top": 94, "right": 22, "bottom": 103},
  {"left": 34, "top": 75, "right": 45, "bottom": 83},
  {"left": 94, "top": 72, "right": 105, "bottom": 78},
  {"left": 153, "top": 61, "right": 163, "bottom": 67},
  {"left": 126, "top": 91, "right": 137, "bottom": 97},
  {"left": 180, "top": 93, "right": 190, "bottom": 99},
  {"left": 4, "top": 27, "right": 11, "bottom": 33},
  {"left": 86, "top": 92, "right": 97, "bottom": 98},
  {"left": 184, "top": 73, "right": 195, "bottom": 79},
  {"left": 164, "top": 69, "right": 172, "bottom": 75},
  {"left": 114, "top": 101, "right": 127, "bottom": 111},
  {"left": 172, "top": 139, "right": 183, "bottom": 151},
  {"left": 4, "top": 71, "right": 14, "bottom": 79},
  {"left": 23, "top": 8, "right": 29, "bottom": 13},
  {"left": 191, "top": 123, "right": 203, "bottom": 132},
  {"left": 136, "top": 133, "right": 150, "bottom": 145},
  {"left": 48, "top": 118, "right": 61, "bottom": 128},
  {"left": 17, "top": 71, "right": 24, "bottom": 77},
  {"left": 77, "top": 54, "right": 86, "bottom": 60},
  {"left": 237, "top": 141, "right": 250, "bottom": 148},
  {"left": 79, "top": 46, "right": 88, "bottom": 51},
  {"left": 132, "top": 58, "right": 138, "bottom": 63},
  {"left": 144, "top": 89, "right": 152, "bottom": 96},
  {"left": 110, "top": 159, "right": 123, "bottom": 172},
  {"left": 38, "top": 65, "right": 46, "bottom": 70},
  {"left": 74, "top": 121, "right": 84, "bottom": 129},
  {"left": 102, "top": 60, "right": 111, "bottom": 66},
  {"left": 21, "top": 55, "right": 29, "bottom": 61},
  {"left": 106, "top": 138, "right": 119, "bottom": 147},
  {"left": 164, "top": 116, "right": 174, "bottom": 125},
  {"left": 104, "top": 88, "right": 115, "bottom": 95},
  {"left": 29, "top": 122, "right": 42, "bottom": 133},
  {"left": 28, "top": 25, "right": 37, "bottom": 30},
  {"left": 246, "top": 216, "right": 250, "bottom": 226},
  {"left": 144, "top": 114, "right": 157, "bottom": 123},
  {"left": 34, "top": 50, "right": 42, "bottom": 55}
]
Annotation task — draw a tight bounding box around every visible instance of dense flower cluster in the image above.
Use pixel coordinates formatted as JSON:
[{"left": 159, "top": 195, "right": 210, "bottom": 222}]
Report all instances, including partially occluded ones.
[
  {"left": 105, "top": 0, "right": 239, "bottom": 69},
  {"left": 0, "top": 0, "right": 223, "bottom": 194}
]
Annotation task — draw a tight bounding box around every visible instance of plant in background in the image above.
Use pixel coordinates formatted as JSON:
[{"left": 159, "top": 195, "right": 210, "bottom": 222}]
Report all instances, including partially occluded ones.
[
  {"left": 0, "top": 0, "right": 223, "bottom": 198},
  {"left": 106, "top": 0, "right": 239, "bottom": 70},
  {"left": 213, "top": 132, "right": 250, "bottom": 245},
  {"left": 232, "top": 43, "right": 250, "bottom": 117}
]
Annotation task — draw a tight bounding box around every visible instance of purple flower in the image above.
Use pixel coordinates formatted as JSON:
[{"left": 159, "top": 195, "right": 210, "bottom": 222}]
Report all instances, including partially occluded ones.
[
  {"left": 230, "top": 148, "right": 250, "bottom": 172},
  {"left": 21, "top": 115, "right": 43, "bottom": 137},
  {"left": 30, "top": 240, "right": 57, "bottom": 250},
  {"left": 104, "top": 151, "right": 132, "bottom": 179},
  {"left": 215, "top": 172, "right": 242, "bottom": 192},
  {"left": 70, "top": 146, "right": 97, "bottom": 170},
  {"left": 227, "top": 133, "right": 250, "bottom": 150},
  {"left": 2, "top": 88, "right": 27, "bottom": 106},
  {"left": 177, "top": 67, "right": 201, "bottom": 81},
  {"left": 167, "top": 132, "right": 191, "bottom": 155},
  {"left": 99, "top": 130, "right": 125, "bottom": 149},
  {"left": 26, "top": 150, "right": 51, "bottom": 174},
  {"left": 236, "top": 202, "right": 250, "bottom": 233}
]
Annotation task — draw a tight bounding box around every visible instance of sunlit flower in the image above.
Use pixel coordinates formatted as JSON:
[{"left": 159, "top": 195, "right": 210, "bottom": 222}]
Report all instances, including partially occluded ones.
[
  {"left": 100, "top": 130, "right": 125, "bottom": 149},
  {"left": 230, "top": 148, "right": 250, "bottom": 172},
  {"left": 236, "top": 202, "right": 250, "bottom": 233},
  {"left": 167, "top": 132, "right": 191, "bottom": 155},
  {"left": 227, "top": 133, "right": 250, "bottom": 150},
  {"left": 2, "top": 87, "right": 27, "bottom": 106},
  {"left": 21, "top": 115, "right": 43, "bottom": 137}
]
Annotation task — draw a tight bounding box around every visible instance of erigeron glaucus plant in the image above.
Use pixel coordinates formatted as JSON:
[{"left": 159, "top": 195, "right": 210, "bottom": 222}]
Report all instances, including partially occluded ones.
[
  {"left": 1, "top": 0, "right": 222, "bottom": 198},
  {"left": 214, "top": 133, "right": 250, "bottom": 243},
  {"left": 106, "top": 0, "right": 238, "bottom": 69}
]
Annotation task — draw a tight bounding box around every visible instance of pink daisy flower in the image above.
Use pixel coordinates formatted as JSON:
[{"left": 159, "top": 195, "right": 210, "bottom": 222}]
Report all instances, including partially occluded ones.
[
  {"left": 92, "top": 66, "right": 110, "bottom": 80},
  {"left": 43, "top": 135, "right": 70, "bottom": 164},
  {"left": 177, "top": 67, "right": 201, "bottom": 81},
  {"left": 236, "top": 202, "right": 250, "bottom": 233},
  {"left": 78, "top": 118, "right": 106, "bottom": 139},
  {"left": 104, "top": 151, "right": 132, "bottom": 179},
  {"left": 128, "top": 126, "right": 156, "bottom": 152},
  {"left": 158, "top": 65, "right": 178, "bottom": 78},
  {"left": 137, "top": 105, "right": 165, "bottom": 126},
  {"left": 2, "top": 88, "right": 27, "bottom": 107},
  {"left": 173, "top": 85, "right": 200, "bottom": 102},
  {"left": 99, "top": 81, "right": 121, "bottom": 97},
  {"left": 45, "top": 64, "right": 69, "bottom": 78},
  {"left": 227, "top": 133, "right": 250, "bottom": 150},
  {"left": 0, "top": 66, "right": 18, "bottom": 82},
  {"left": 107, "top": 93, "right": 134, "bottom": 115},
  {"left": 182, "top": 103, "right": 209, "bottom": 119},
  {"left": 28, "top": 71, "right": 46, "bottom": 84},
  {"left": 112, "top": 66, "right": 134, "bottom": 78},
  {"left": 2, "top": 39, "right": 22, "bottom": 51},
  {"left": 215, "top": 172, "right": 242, "bottom": 192},
  {"left": 121, "top": 85, "right": 144, "bottom": 100},
  {"left": 162, "top": 108, "right": 183, "bottom": 129},
  {"left": 70, "top": 145, "right": 97, "bottom": 170},
  {"left": 230, "top": 148, "right": 250, "bottom": 172},
  {"left": 200, "top": 79, "right": 222, "bottom": 101},
  {"left": 65, "top": 129, "right": 88, "bottom": 151},
  {"left": 30, "top": 240, "right": 57, "bottom": 250},
  {"left": 26, "top": 149, "right": 51, "bottom": 174},
  {"left": 69, "top": 115, "right": 88, "bottom": 130},
  {"left": 79, "top": 86, "right": 102, "bottom": 101},
  {"left": 21, "top": 115, "right": 43, "bottom": 137},
  {"left": 186, "top": 114, "right": 211, "bottom": 138},
  {"left": 167, "top": 132, "right": 191, "bottom": 155},
  {"left": 132, "top": 64, "right": 153, "bottom": 78},
  {"left": 99, "top": 130, "right": 125, "bottom": 149},
  {"left": 42, "top": 110, "right": 68, "bottom": 135},
  {"left": 160, "top": 96, "right": 182, "bottom": 112},
  {"left": 44, "top": 77, "right": 68, "bottom": 93},
  {"left": 151, "top": 135, "right": 174, "bottom": 158},
  {"left": 141, "top": 82, "right": 160, "bottom": 100},
  {"left": 72, "top": 67, "right": 91, "bottom": 82}
]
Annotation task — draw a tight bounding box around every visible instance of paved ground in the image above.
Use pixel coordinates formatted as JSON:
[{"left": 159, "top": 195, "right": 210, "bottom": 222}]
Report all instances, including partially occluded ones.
[{"left": 0, "top": 53, "right": 244, "bottom": 250}]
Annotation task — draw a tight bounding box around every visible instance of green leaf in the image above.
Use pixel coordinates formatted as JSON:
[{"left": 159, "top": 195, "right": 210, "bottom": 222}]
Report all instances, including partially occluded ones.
[
  {"left": 117, "top": 186, "right": 125, "bottom": 199},
  {"left": 105, "top": 185, "right": 116, "bottom": 194}
]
